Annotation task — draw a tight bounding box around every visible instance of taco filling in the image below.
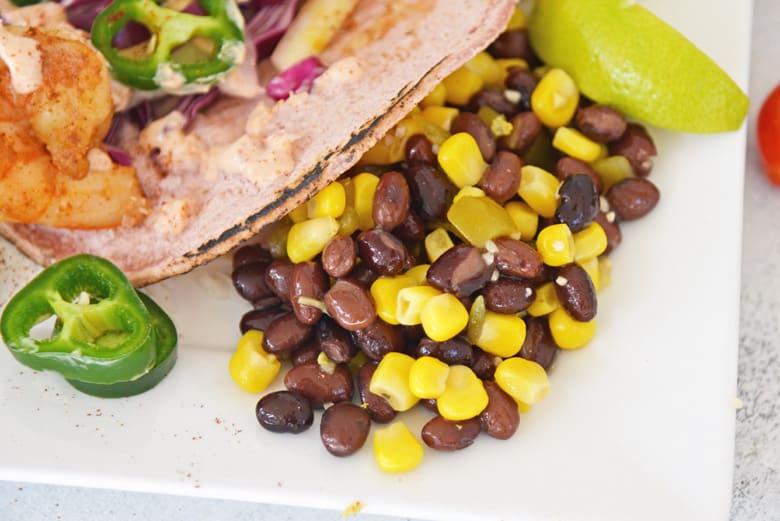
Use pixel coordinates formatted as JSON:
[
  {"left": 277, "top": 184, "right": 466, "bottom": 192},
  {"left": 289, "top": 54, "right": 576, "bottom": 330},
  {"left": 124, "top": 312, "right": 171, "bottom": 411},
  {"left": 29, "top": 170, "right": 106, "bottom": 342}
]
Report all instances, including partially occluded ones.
[{"left": 0, "top": 0, "right": 515, "bottom": 285}]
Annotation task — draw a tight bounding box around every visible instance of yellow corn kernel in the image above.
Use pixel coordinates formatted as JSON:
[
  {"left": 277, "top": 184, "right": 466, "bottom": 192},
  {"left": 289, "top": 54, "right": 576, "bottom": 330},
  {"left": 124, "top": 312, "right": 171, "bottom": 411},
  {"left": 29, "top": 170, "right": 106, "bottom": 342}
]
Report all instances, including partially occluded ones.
[
  {"left": 396, "top": 285, "right": 442, "bottom": 326},
  {"left": 526, "top": 282, "right": 560, "bottom": 317},
  {"left": 465, "top": 51, "right": 504, "bottom": 86},
  {"left": 549, "top": 307, "right": 596, "bottom": 350},
  {"left": 442, "top": 66, "right": 484, "bottom": 106},
  {"left": 447, "top": 195, "right": 516, "bottom": 248},
  {"left": 518, "top": 165, "right": 560, "bottom": 218},
  {"left": 438, "top": 133, "right": 488, "bottom": 188},
  {"left": 353, "top": 172, "right": 380, "bottom": 230},
  {"left": 405, "top": 264, "right": 430, "bottom": 285},
  {"left": 505, "top": 6, "right": 527, "bottom": 30},
  {"left": 370, "top": 352, "right": 419, "bottom": 411},
  {"left": 494, "top": 357, "right": 550, "bottom": 406},
  {"left": 469, "top": 308, "right": 527, "bottom": 358},
  {"left": 536, "top": 223, "right": 575, "bottom": 266},
  {"left": 420, "top": 82, "right": 447, "bottom": 108},
  {"left": 476, "top": 105, "right": 513, "bottom": 137},
  {"left": 577, "top": 256, "right": 600, "bottom": 292},
  {"left": 425, "top": 227, "right": 455, "bottom": 263},
  {"left": 370, "top": 275, "right": 416, "bottom": 325},
  {"left": 592, "top": 155, "right": 635, "bottom": 191},
  {"left": 317, "top": 351, "right": 337, "bottom": 374},
  {"left": 286, "top": 216, "right": 339, "bottom": 263},
  {"left": 229, "top": 331, "right": 281, "bottom": 393},
  {"left": 573, "top": 222, "right": 608, "bottom": 262},
  {"left": 420, "top": 293, "right": 469, "bottom": 342},
  {"left": 437, "top": 365, "right": 489, "bottom": 421},
  {"left": 306, "top": 181, "right": 346, "bottom": 219},
  {"left": 552, "top": 127, "right": 603, "bottom": 163},
  {"left": 408, "top": 356, "right": 450, "bottom": 399},
  {"left": 421, "top": 105, "right": 460, "bottom": 132},
  {"left": 598, "top": 257, "right": 612, "bottom": 290},
  {"left": 338, "top": 205, "right": 359, "bottom": 236},
  {"left": 288, "top": 203, "right": 308, "bottom": 224},
  {"left": 360, "top": 116, "right": 443, "bottom": 165},
  {"left": 453, "top": 186, "right": 486, "bottom": 203},
  {"left": 504, "top": 201, "right": 539, "bottom": 239},
  {"left": 373, "top": 422, "right": 424, "bottom": 473},
  {"left": 531, "top": 68, "right": 580, "bottom": 128}
]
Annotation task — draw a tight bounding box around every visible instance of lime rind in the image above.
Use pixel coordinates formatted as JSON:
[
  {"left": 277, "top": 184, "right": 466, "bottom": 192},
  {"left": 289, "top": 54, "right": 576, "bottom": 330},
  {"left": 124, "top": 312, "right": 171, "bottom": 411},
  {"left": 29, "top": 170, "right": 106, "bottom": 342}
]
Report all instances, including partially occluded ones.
[{"left": 527, "top": 0, "right": 749, "bottom": 133}]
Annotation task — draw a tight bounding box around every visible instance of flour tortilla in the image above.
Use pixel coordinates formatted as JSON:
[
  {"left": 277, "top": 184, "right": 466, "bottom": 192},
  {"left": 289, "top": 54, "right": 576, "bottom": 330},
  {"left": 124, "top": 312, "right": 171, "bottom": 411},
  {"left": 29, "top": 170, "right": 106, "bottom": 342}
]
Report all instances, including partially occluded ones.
[{"left": 0, "top": 0, "right": 515, "bottom": 286}]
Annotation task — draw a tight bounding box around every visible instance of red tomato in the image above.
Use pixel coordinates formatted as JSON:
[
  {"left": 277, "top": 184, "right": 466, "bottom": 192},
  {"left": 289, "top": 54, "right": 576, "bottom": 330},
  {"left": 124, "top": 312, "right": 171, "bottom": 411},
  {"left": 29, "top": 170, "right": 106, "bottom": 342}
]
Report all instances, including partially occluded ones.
[{"left": 757, "top": 84, "right": 780, "bottom": 186}]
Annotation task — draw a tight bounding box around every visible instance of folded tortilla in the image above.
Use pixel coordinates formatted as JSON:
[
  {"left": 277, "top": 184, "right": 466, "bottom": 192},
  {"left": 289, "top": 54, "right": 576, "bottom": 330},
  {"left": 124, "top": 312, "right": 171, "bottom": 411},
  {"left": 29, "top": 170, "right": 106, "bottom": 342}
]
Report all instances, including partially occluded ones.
[{"left": 0, "top": 0, "right": 515, "bottom": 286}]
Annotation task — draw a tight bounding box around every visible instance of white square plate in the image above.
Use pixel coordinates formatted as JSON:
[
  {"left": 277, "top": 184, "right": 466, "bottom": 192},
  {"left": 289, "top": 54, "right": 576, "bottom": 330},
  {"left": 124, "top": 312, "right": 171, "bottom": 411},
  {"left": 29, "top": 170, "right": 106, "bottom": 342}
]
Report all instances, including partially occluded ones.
[{"left": 0, "top": 1, "right": 750, "bottom": 519}]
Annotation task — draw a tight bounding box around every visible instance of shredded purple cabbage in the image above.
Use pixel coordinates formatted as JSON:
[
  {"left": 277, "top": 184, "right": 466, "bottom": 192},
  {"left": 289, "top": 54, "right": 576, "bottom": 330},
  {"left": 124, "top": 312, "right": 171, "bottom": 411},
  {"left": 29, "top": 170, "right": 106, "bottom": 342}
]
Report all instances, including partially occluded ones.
[
  {"left": 176, "top": 89, "right": 220, "bottom": 127},
  {"left": 266, "top": 56, "right": 325, "bottom": 101},
  {"left": 63, "top": 0, "right": 112, "bottom": 31},
  {"left": 245, "top": 0, "right": 299, "bottom": 59},
  {"left": 105, "top": 144, "right": 133, "bottom": 166}
]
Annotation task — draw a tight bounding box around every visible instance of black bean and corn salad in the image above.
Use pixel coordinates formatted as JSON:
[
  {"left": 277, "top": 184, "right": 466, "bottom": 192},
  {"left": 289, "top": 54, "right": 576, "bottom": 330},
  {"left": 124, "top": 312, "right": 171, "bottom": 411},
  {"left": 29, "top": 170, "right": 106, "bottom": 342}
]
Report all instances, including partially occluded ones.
[{"left": 228, "top": 6, "right": 660, "bottom": 473}]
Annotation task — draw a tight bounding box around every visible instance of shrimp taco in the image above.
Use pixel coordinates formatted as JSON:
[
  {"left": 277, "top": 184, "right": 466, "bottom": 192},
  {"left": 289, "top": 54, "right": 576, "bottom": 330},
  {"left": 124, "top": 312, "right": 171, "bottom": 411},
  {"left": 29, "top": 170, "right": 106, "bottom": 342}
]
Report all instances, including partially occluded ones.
[{"left": 0, "top": 0, "right": 515, "bottom": 285}]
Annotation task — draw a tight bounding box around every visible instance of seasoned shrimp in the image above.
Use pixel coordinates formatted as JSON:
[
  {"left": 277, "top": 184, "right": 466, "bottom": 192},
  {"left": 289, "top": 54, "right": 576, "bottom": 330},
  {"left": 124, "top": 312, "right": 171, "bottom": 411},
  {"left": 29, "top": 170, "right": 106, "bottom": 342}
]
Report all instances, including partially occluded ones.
[{"left": 0, "top": 25, "right": 147, "bottom": 228}]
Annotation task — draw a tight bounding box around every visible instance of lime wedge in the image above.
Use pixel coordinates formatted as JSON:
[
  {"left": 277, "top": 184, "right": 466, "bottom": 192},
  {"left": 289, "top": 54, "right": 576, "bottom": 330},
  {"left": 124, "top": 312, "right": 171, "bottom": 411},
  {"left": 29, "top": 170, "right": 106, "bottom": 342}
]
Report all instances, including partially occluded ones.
[{"left": 527, "top": 0, "right": 749, "bottom": 133}]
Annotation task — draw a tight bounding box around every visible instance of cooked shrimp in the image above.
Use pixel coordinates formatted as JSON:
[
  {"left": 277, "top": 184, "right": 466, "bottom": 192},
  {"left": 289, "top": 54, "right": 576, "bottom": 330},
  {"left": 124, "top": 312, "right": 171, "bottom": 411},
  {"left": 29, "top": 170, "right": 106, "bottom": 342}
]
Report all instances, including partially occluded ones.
[{"left": 0, "top": 26, "right": 147, "bottom": 228}]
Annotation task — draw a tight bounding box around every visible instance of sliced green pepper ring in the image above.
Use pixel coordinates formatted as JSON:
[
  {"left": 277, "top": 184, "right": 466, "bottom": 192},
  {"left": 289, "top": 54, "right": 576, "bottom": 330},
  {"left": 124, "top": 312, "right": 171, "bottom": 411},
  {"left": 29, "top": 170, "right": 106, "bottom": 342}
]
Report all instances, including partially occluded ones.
[
  {"left": 0, "top": 254, "right": 156, "bottom": 385},
  {"left": 67, "top": 292, "right": 178, "bottom": 398},
  {"left": 91, "top": 0, "right": 245, "bottom": 91}
]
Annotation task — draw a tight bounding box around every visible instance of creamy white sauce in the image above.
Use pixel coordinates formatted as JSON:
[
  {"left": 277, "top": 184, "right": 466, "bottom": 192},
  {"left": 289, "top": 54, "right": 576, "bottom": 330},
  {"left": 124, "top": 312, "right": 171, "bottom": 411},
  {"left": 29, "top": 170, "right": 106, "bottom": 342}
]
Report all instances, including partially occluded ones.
[
  {"left": 0, "top": 25, "right": 42, "bottom": 94},
  {"left": 87, "top": 148, "right": 113, "bottom": 171}
]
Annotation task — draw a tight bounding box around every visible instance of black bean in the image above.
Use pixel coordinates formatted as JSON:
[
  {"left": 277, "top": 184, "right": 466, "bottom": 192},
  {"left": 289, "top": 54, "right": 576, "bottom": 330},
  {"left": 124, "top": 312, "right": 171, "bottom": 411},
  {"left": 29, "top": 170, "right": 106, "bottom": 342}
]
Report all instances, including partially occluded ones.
[
  {"left": 320, "top": 402, "right": 371, "bottom": 457},
  {"left": 284, "top": 362, "right": 354, "bottom": 407},
  {"left": 593, "top": 211, "right": 622, "bottom": 254},
  {"left": 555, "top": 174, "right": 599, "bottom": 232},
  {"left": 427, "top": 244, "right": 493, "bottom": 298},
  {"left": 488, "top": 29, "right": 534, "bottom": 62},
  {"left": 358, "top": 362, "right": 397, "bottom": 423},
  {"left": 262, "top": 311, "right": 314, "bottom": 355},
  {"left": 351, "top": 318, "right": 405, "bottom": 361},
  {"left": 554, "top": 263, "right": 597, "bottom": 322},
  {"left": 606, "top": 178, "right": 660, "bottom": 221},
  {"left": 405, "top": 163, "right": 457, "bottom": 220},
  {"left": 373, "top": 171, "right": 411, "bottom": 230},
  {"left": 232, "top": 262, "right": 273, "bottom": 303},
  {"left": 393, "top": 211, "right": 426, "bottom": 243},
  {"left": 520, "top": 317, "right": 558, "bottom": 370},
  {"left": 405, "top": 134, "right": 437, "bottom": 166},
  {"left": 322, "top": 235, "right": 357, "bottom": 278},
  {"left": 291, "top": 339, "right": 321, "bottom": 367},
  {"left": 481, "top": 150, "right": 522, "bottom": 204},
  {"left": 356, "top": 229, "right": 409, "bottom": 276},
  {"left": 555, "top": 156, "right": 604, "bottom": 194},
  {"left": 239, "top": 306, "right": 286, "bottom": 334},
  {"left": 575, "top": 105, "right": 627, "bottom": 143},
  {"left": 290, "top": 261, "right": 328, "bottom": 325},
  {"left": 467, "top": 88, "right": 519, "bottom": 117},
  {"left": 479, "top": 381, "right": 519, "bottom": 440},
  {"left": 324, "top": 279, "right": 377, "bottom": 331},
  {"left": 415, "top": 336, "right": 475, "bottom": 366},
  {"left": 264, "top": 259, "right": 294, "bottom": 305},
  {"left": 451, "top": 112, "right": 496, "bottom": 162},
  {"left": 609, "top": 123, "right": 657, "bottom": 177},
  {"left": 316, "top": 317, "right": 357, "bottom": 364},
  {"left": 256, "top": 391, "right": 313, "bottom": 434},
  {"left": 232, "top": 244, "right": 272, "bottom": 270},
  {"left": 492, "top": 236, "right": 544, "bottom": 279},
  {"left": 471, "top": 349, "right": 500, "bottom": 380},
  {"left": 499, "top": 111, "right": 542, "bottom": 154},
  {"left": 504, "top": 68, "right": 538, "bottom": 111},
  {"left": 348, "top": 263, "right": 378, "bottom": 289},
  {"left": 482, "top": 277, "right": 535, "bottom": 314},
  {"left": 421, "top": 416, "right": 481, "bottom": 451}
]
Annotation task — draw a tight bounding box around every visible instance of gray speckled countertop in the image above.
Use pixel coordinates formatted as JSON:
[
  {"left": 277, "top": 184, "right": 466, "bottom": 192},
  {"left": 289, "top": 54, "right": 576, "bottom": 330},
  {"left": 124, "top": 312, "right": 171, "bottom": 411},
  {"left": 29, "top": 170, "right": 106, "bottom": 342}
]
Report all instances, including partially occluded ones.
[{"left": 3, "top": 0, "right": 780, "bottom": 520}]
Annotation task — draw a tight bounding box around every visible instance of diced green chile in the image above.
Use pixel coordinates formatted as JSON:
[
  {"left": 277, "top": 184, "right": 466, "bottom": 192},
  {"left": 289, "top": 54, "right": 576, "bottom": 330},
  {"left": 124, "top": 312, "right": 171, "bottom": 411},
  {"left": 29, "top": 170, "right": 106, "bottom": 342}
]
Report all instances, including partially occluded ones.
[
  {"left": 67, "top": 292, "right": 178, "bottom": 398},
  {"left": 1, "top": 254, "right": 156, "bottom": 385},
  {"left": 91, "top": 0, "right": 245, "bottom": 91}
]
